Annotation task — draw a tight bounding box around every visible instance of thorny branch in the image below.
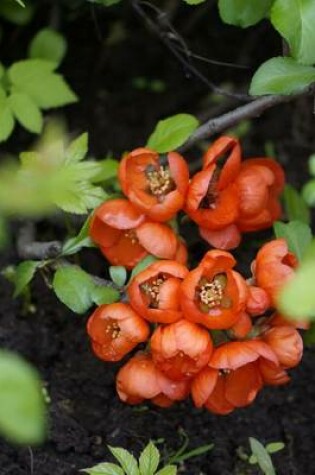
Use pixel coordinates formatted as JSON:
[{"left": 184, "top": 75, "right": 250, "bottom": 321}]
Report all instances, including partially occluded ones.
[{"left": 180, "top": 84, "right": 315, "bottom": 151}]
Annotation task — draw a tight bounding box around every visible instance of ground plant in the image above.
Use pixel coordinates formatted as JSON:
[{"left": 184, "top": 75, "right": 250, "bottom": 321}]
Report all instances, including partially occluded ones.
[{"left": 0, "top": 1, "right": 315, "bottom": 474}]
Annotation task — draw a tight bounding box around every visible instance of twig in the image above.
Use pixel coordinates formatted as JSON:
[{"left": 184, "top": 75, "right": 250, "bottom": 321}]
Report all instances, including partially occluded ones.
[
  {"left": 131, "top": 0, "right": 250, "bottom": 101},
  {"left": 17, "top": 223, "right": 62, "bottom": 260},
  {"left": 180, "top": 84, "right": 315, "bottom": 151}
]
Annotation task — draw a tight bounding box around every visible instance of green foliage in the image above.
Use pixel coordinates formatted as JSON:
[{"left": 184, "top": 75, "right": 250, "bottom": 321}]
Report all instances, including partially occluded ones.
[
  {"left": 52, "top": 265, "right": 119, "bottom": 314},
  {"left": 0, "top": 350, "right": 46, "bottom": 445},
  {"left": 129, "top": 256, "right": 158, "bottom": 282},
  {"left": 29, "top": 28, "right": 67, "bottom": 66},
  {"left": 248, "top": 438, "right": 278, "bottom": 475},
  {"left": 183, "top": 0, "right": 206, "bottom": 5},
  {"left": 0, "top": 0, "right": 34, "bottom": 25},
  {"left": 302, "top": 154, "right": 315, "bottom": 207},
  {"left": 88, "top": 0, "right": 122, "bottom": 6},
  {"left": 109, "top": 266, "right": 127, "bottom": 287},
  {"left": 250, "top": 57, "right": 315, "bottom": 96},
  {"left": 0, "top": 28, "right": 76, "bottom": 142},
  {"left": 146, "top": 114, "right": 199, "bottom": 153},
  {"left": 82, "top": 441, "right": 177, "bottom": 475},
  {"left": 282, "top": 184, "right": 310, "bottom": 225},
  {"left": 271, "top": 0, "right": 315, "bottom": 66},
  {"left": 13, "top": 260, "right": 39, "bottom": 297},
  {"left": 218, "top": 0, "right": 273, "bottom": 28},
  {"left": 273, "top": 220, "right": 312, "bottom": 261},
  {"left": 0, "top": 132, "right": 107, "bottom": 216},
  {"left": 62, "top": 216, "right": 94, "bottom": 256}
]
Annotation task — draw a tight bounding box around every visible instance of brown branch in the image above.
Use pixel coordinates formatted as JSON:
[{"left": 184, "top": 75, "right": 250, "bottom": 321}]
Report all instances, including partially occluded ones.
[
  {"left": 180, "top": 84, "right": 315, "bottom": 151},
  {"left": 17, "top": 222, "right": 62, "bottom": 260}
]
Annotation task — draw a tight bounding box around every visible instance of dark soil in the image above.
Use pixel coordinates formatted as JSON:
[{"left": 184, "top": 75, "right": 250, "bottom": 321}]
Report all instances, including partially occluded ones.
[{"left": 1, "top": 2, "right": 315, "bottom": 475}]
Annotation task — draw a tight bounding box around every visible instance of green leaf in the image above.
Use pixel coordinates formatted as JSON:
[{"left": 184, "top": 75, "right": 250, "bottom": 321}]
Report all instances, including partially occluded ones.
[
  {"left": 9, "top": 92, "right": 43, "bottom": 133},
  {"left": 278, "top": 259, "right": 315, "bottom": 319},
  {"left": 249, "top": 438, "right": 276, "bottom": 475},
  {"left": 146, "top": 113, "right": 199, "bottom": 153},
  {"left": 266, "top": 442, "right": 285, "bottom": 454},
  {"left": 15, "top": 0, "right": 25, "bottom": 6},
  {"left": 65, "top": 133, "right": 88, "bottom": 163},
  {"left": 109, "top": 266, "right": 127, "bottom": 287},
  {"left": 29, "top": 28, "right": 67, "bottom": 66},
  {"left": 155, "top": 467, "right": 177, "bottom": 475},
  {"left": 183, "top": 0, "right": 206, "bottom": 4},
  {"left": 62, "top": 216, "right": 94, "bottom": 256},
  {"left": 81, "top": 463, "right": 124, "bottom": 475},
  {"left": 0, "top": 0, "right": 34, "bottom": 25},
  {"left": 89, "top": 0, "right": 122, "bottom": 6},
  {"left": 302, "top": 179, "right": 315, "bottom": 206},
  {"left": 170, "top": 444, "right": 214, "bottom": 464},
  {"left": 0, "top": 93, "right": 15, "bottom": 142},
  {"left": 13, "top": 260, "right": 39, "bottom": 297},
  {"left": 0, "top": 350, "right": 46, "bottom": 445},
  {"left": 108, "top": 446, "right": 140, "bottom": 475},
  {"left": 271, "top": 0, "right": 315, "bottom": 66},
  {"left": 139, "top": 441, "right": 160, "bottom": 475},
  {"left": 308, "top": 154, "right": 315, "bottom": 176},
  {"left": 91, "top": 285, "right": 120, "bottom": 305},
  {"left": 273, "top": 220, "right": 312, "bottom": 260},
  {"left": 129, "top": 256, "right": 158, "bottom": 282},
  {"left": 52, "top": 265, "right": 95, "bottom": 314},
  {"left": 218, "top": 0, "right": 273, "bottom": 28},
  {"left": 8, "top": 59, "right": 78, "bottom": 109},
  {"left": 282, "top": 184, "right": 310, "bottom": 225},
  {"left": 91, "top": 158, "right": 119, "bottom": 183},
  {"left": 250, "top": 57, "right": 315, "bottom": 96}
]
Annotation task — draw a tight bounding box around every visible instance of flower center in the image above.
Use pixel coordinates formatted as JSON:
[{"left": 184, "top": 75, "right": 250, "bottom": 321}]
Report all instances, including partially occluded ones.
[
  {"left": 197, "top": 273, "right": 232, "bottom": 312},
  {"left": 124, "top": 229, "right": 138, "bottom": 245},
  {"left": 140, "top": 274, "right": 166, "bottom": 308},
  {"left": 104, "top": 318, "right": 121, "bottom": 340},
  {"left": 146, "top": 165, "right": 175, "bottom": 199}
]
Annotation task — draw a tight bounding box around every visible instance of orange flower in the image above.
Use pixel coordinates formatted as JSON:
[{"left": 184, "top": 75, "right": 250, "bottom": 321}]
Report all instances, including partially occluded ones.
[
  {"left": 262, "top": 325, "right": 303, "bottom": 368},
  {"left": 236, "top": 159, "right": 284, "bottom": 232},
  {"left": 209, "top": 339, "right": 278, "bottom": 371},
  {"left": 89, "top": 199, "right": 183, "bottom": 269},
  {"left": 87, "top": 303, "right": 150, "bottom": 362},
  {"left": 128, "top": 260, "right": 188, "bottom": 323},
  {"left": 258, "top": 359, "right": 290, "bottom": 386},
  {"left": 229, "top": 312, "right": 253, "bottom": 339},
  {"left": 185, "top": 137, "right": 240, "bottom": 238},
  {"left": 253, "top": 238, "right": 298, "bottom": 305},
  {"left": 119, "top": 148, "right": 189, "bottom": 222},
  {"left": 191, "top": 363, "right": 262, "bottom": 415},
  {"left": 246, "top": 286, "right": 270, "bottom": 317},
  {"left": 116, "top": 353, "right": 190, "bottom": 406},
  {"left": 180, "top": 250, "right": 248, "bottom": 330},
  {"left": 151, "top": 319, "right": 213, "bottom": 380}
]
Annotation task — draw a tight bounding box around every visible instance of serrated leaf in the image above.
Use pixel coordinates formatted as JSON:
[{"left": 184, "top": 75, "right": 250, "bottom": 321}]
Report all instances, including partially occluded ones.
[
  {"left": 62, "top": 216, "right": 94, "bottom": 256},
  {"left": 9, "top": 92, "right": 43, "bottom": 133},
  {"left": 29, "top": 28, "right": 67, "bottom": 66},
  {"left": 271, "top": 0, "right": 315, "bottom": 66},
  {"left": 0, "top": 94, "right": 15, "bottom": 142},
  {"left": 65, "top": 133, "right": 88, "bottom": 163},
  {"left": 273, "top": 220, "right": 312, "bottom": 261},
  {"left": 139, "top": 441, "right": 160, "bottom": 475},
  {"left": 218, "top": 0, "right": 273, "bottom": 28},
  {"left": 155, "top": 466, "right": 177, "bottom": 475},
  {"left": 266, "top": 442, "right": 285, "bottom": 454},
  {"left": 129, "top": 256, "right": 158, "bottom": 282},
  {"left": 0, "top": 350, "right": 46, "bottom": 445},
  {"left": 249, "top": 438, "right": 276, "bottom": 475},
  {"left": 278, "top": 258, "right": 315, "bottom": 319},
  {"left": 282, "top": 184, "right": 310, "bottom": 225},
  {"left": 250, "top": 57, "right": 315, "bottom": 96},
  {"left": 8, "top": 59, "right": 77, "bottom": 109},
  {"left": 91, "top": 285, "right": 120, "bottom": 305},
  {"left": 108, "top": 446, "right": 139, "bottom": 475},
  {"left": 52, "top": 265, "right": 94, "bottom": 314},
  {"left": 109, "top": 266, "right": 127, "bottom": 287},
  {"left": 147, "top": 113, "right": 199, "bottom": 153},
  {"left": 81, "top": 462, "right": 124, "bottom": 475},
  {"left": 13, "top": 260, "right": 39, "bottom": 297}
]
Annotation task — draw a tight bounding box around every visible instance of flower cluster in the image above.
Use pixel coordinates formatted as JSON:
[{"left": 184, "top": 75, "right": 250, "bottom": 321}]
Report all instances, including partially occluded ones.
[{"left": 87, "top": 136, "right": 305, "bottom": 414}]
